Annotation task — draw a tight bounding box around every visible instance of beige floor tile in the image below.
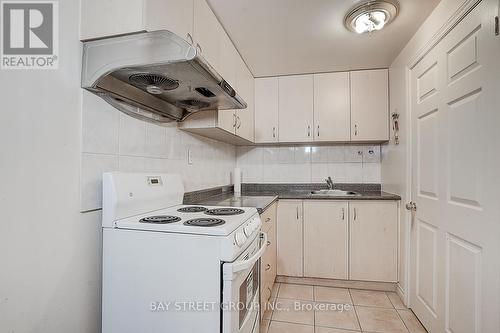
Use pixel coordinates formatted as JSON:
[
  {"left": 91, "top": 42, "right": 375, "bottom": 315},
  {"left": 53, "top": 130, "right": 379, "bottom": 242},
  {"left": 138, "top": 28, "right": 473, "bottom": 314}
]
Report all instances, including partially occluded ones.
[
  {"left": 314, "top": 286, "right": 353, "bottom": 304},
  {"left": 260, "top": 319, "right": 270, "bottom": 333},
  {"left": 278, "top": 284, "right": 314, "bottom": 301},
  {"left": 397, "top": 310, "right": 428, "bottom": 333},
  {"left": 271, "top": 283, "right": 280, "bottom": 299},
  {"left": 387, "top": 292, "right": 406, "bottom": 310},
  {"left": 268, "top": 321, "right": 314, "bottom": 333},
  {"left": 315, "top": 326, "right": 360, "bottom": 333},
  {"left": 315, "top": 303, "right": 360, "bottom": 331},
  {"left": 271, "top": 298, "right": 315, "bottom": 325},
  {"left": 350, "top": 289, "right": 393, "bottom": 308},
  {"left": 355, "top": 306, "right": 408, "bottom": 333}
]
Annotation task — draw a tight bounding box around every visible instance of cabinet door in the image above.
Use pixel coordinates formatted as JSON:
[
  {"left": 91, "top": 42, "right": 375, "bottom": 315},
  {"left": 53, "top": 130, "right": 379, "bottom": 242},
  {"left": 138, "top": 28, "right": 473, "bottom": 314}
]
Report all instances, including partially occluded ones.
[
  {"left": 235, "top": 58, "right": 255, "bottom": 142},
  {"left": 313, "top": 72, "right": 351, "bottom": 142},
  {"left": 350, "top": 201, "right": 398, "bottom": 282},
  {"left": 303, "top": 201, "right": 348, "bottom": 279},
  {"left": 278, "top": 75, "right": 314, "bottom": 143},
  {"left": 143, "top": 0, "right": 194, "bottom": 41},
  {"left": 277, "top": 201, "right": 303, "bottom": 277},
  {"left": 193, "top": 0, "right": 220, "bottom": 72},
  {"left": 81, "top": 0, "right": 144, "bottom": 40},
  {"left": 255, "top": 77, "right": 279, "bottom": 143},
  {"left": 350, "top": 69, "right": 389, "bottom": 141},
  {"left": 216, "top": 32, "right": 238, "bottom": 133}
]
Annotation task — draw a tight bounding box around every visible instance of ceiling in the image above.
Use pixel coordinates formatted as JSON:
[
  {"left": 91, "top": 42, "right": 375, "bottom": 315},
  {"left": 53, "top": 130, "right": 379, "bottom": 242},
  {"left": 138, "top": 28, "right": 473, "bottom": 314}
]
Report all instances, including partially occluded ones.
[{"left": 207, "top": 0, "right": 441, "bottom": 77}]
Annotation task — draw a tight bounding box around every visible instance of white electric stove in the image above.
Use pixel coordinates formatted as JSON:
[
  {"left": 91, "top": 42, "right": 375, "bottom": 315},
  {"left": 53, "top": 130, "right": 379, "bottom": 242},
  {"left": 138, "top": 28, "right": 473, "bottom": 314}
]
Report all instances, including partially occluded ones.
[{"left": 101, "top": 172, "right": 265, "bottom": 333}]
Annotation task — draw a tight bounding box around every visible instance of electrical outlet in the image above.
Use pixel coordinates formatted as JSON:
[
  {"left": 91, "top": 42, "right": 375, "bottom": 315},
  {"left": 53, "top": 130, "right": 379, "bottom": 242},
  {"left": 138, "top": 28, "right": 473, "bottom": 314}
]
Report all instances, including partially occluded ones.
[{"left": 187, "top": 148, "right": 193, "bottom": 165}]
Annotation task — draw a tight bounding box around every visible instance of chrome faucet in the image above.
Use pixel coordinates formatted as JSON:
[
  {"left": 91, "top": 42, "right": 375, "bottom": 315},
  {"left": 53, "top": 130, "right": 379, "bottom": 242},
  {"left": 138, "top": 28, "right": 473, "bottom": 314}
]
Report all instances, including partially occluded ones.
[{"left": 325, "top": 176, "right": 334, "bottom": 190}]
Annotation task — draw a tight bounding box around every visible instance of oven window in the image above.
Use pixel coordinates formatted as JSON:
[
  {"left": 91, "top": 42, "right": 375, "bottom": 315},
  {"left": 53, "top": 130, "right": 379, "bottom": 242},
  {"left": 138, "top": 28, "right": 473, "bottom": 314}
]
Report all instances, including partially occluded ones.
[{"left": 238, "top": 259, "right": 260, "bottom": 327}]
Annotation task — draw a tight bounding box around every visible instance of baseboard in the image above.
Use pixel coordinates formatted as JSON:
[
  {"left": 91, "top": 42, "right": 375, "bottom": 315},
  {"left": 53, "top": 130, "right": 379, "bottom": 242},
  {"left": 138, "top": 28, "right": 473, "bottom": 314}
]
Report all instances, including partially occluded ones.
[
  {"left": 396, "top": 283, "right": 407, "bottom": 307},
  {"left": 276, "top": 276, "right": 397, "bottom": 292}
]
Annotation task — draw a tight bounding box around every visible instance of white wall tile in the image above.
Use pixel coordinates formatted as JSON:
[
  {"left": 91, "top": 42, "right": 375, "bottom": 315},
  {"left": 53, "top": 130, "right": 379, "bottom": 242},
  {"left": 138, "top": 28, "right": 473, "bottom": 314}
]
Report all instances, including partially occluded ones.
[
  {"left": 329, "top": 145, "right": 346, "bottom": 162},
  {"left": 363, "top": 163, "right": 381, "bottom": 183},
  {"left": 345, "top": 163, "right": 363, "bottom": 182},
  {"left": 145, "top": 123, "right": 168, "bottom": 158},
  {"left": 363, "top": 145, "right": 381, "bottom": 163},
  {"left": 344, "top": 146, "right": 364, "bottom": 163},
  {"left": 329, "top": 163, "right": 347, "bottom": 183},
  {"left": 311, "top": 146, "right": 330, "bottom": 163},
  {"left": 82, "top": 91, "right": 120, "bottom": 154},
  {"left": 294, "top": 147, "right": 311, "bottom": 163},
  {"left": 119, "top": 113, "right": 146, "bottom": 156},
  {"left": 262, "top": 147, "right": 280, "bottom": 164},
  {"left": 278, "top": 147, "right": 295, "bottom": 164},
  {"left": 311, "top": 163, "right": 329, "bottom": 182},
  {"left": 80, "top": 153, "right": 119, "bottom": 211}
]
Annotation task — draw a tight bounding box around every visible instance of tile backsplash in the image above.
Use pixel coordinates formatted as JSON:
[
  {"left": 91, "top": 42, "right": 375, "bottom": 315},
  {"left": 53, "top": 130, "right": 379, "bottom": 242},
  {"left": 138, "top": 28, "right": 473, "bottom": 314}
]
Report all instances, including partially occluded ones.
[
  {"left": 80, "top": 92, "right": 236, "bottom": 212},
  {"left": 236, "top": 145, "right": 381, "bottom": 184}
]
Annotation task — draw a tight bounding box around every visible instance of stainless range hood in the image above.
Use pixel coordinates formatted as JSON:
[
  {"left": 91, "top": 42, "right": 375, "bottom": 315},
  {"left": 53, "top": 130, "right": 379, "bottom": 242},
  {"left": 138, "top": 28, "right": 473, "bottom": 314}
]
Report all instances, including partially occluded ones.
[{"left": 81, "top": 30, "right": 247, "bottom": 123}]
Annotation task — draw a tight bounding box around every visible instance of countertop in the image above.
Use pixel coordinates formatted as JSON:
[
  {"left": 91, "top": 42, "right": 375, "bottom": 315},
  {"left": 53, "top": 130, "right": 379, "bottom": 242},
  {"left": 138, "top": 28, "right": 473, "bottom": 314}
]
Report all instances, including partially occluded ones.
[{"left": 189, "top": 188, "right": 400, "bottom": 214}]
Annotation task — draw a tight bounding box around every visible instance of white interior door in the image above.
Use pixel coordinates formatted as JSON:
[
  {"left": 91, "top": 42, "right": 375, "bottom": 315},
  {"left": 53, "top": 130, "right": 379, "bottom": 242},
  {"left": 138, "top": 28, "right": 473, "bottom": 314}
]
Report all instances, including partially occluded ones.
[{"left": 409, "top": 3, "right": 500, "bottom": 333}]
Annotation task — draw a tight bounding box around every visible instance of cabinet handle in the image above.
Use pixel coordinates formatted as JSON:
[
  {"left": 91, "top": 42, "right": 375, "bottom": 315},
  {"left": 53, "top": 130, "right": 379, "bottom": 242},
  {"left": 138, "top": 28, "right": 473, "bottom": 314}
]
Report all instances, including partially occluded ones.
[
  {"left": 353, "top": 208, "right": 357, "bottom": 221},
  {"left": 186, "top": 33, "right": 193, "bottom": 45},
  {"left": 265, "top": 264, "right": 271, "bottom": 271},
  {"left": 307, "top": 125, "right": 311, "bottom": 137},
  {"left": 296, "top": 207, "right": 299, "bottom": 220},
  {"left": 341, "top": 208, "right": 345, "bottom": 220},
  {"left": 265, "top": 217, "right": 271, "bottom": 223},
  {"left": 196, "top": 43, "right": 202, "bottom": 54},
  {"left": 267, "top": 240, "right": 271, "bottom": 246},
  {"left": 317, "top": 125, "right": 320, "bottom": 137},
  {"left": 236, "top": 116, "right": 241, "bottom": 129},
  {"left": 272, "top": 126, "right": 276, "bottom": 138},
  {"left": 233, "top": 114, "right": 237, "bottom": 128},
  {"left": 354, "top": 124, "right": 358, "bottom": 136}
]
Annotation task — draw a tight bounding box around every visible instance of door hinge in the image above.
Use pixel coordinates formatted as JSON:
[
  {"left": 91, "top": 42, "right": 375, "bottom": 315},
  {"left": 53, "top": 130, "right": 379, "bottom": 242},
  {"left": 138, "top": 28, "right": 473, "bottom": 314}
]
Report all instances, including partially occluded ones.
[{"left": 495, "top": 16, "right": 499, "bottom": 36}]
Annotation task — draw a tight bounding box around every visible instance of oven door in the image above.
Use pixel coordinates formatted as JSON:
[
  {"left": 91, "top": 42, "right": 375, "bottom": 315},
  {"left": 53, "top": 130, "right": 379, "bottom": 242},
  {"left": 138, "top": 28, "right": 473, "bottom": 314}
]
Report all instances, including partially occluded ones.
[{"left": 222, "top": 232, "right": 267, "bottom": 333}]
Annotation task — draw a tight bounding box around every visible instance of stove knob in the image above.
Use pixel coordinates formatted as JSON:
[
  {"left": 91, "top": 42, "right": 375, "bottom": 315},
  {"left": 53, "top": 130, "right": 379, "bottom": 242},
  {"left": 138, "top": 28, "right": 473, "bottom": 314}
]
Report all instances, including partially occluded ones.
[
  {"left": 244, "top": 224, "right": 253, "bottom": 237},
  {"left": 235, "top": 232, "right": 247, "bottom": 247}
]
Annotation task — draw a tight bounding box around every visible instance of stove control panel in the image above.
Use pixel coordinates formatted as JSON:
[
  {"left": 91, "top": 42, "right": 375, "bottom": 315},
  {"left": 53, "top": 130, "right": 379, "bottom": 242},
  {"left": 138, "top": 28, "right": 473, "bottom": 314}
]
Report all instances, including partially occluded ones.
[{"left": 221, "top": 213, "right": 262, "bottom": 261}]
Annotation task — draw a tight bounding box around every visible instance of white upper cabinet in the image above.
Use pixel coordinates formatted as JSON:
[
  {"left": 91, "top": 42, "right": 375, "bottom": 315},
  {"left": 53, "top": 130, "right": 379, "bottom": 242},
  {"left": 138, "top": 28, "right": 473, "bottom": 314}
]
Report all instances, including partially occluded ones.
[
  {"left": 217, "top": 32, "right": 239, "bottom": 134},
  {"left": 193, "top": 0, "right": 220, "bottom": 72},
  {"left": 350, "top": 69, "right": 389, "bottom": 141},
  {"left": 80, "top": 0, "right": 194, "bottom": 41},
  {"left": 278, "top": 75, "right": 314, "bottom": 143},
  {"left": 254, "top": 77, "right": 279, "bottom": 143},
  {"left": 235, "top": 57, "right": 255, "bottom": 142},
  {"left": 313, "top": 72, "right": 351, "bottom": 142}
]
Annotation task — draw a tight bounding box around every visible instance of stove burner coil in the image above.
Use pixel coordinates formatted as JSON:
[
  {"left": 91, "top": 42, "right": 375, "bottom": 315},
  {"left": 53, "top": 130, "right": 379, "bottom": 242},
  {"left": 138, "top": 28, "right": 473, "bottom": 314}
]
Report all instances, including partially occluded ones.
[
  {"left": 183, "top": 218, "right": 226, "bottom": 227},
  {"left": 204, "top": 208, "right": 245, "bottom": 216},
  {"left": 139, "top": 215, "right": 181, "bottom": 224}
]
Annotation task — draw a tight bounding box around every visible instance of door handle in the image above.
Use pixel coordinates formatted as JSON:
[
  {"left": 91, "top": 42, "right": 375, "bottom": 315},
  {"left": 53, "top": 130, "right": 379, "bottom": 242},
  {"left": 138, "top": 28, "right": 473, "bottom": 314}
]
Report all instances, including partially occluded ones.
[
  {"left": 341, "top": 208, "right": 345, "bottom": 220},
  {"left": 406, "top": 201, "right": 417, "bottom": 212}
]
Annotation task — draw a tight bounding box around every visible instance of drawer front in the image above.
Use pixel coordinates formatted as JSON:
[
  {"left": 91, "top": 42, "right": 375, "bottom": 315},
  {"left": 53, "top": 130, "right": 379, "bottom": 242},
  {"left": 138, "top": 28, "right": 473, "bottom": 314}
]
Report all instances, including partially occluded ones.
[{"left": 261, "top": 202, "right": 277, "bottom": 232}]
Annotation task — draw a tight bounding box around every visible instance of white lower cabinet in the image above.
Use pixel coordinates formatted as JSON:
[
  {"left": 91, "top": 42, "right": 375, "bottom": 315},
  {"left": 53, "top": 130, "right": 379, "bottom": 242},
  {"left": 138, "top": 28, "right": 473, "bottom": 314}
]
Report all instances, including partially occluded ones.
[
  {"left": 349, "top": 201, "right": 398, "bottom": 282},
  {"left": 276, "top": 201, "right": 303, "bottom": 277},
  {"left": 260, "top": 202, "right": 277, "bottom": 319},
  {"left": 303, "top": 201, "right": 348, "bottom": 279},
  {"left": 277, "top": 200, "right": 398, "bottom": 282}
]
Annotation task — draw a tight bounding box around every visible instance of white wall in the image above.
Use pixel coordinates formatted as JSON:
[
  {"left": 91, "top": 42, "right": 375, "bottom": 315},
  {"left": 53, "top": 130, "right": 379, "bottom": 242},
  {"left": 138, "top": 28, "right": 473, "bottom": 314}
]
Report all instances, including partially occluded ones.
[
  {"left": 382, "top": 0, "right": 474, "bottom": 301},
  {"left": 80, "top": 92, "right": 236, "bottom": 212},
  {"left": 0, "top": 1, "right": 101, "bottom": 332},
  {"left": 237, "top": 145, "right": 381, "bottom": 184}
]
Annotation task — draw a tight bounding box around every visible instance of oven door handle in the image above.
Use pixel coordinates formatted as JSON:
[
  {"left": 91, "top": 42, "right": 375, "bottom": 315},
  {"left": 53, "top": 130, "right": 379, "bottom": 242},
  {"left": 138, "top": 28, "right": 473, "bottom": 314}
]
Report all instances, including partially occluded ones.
[{"left": 231, "top": 232, "right": 268, "bottom": 274}]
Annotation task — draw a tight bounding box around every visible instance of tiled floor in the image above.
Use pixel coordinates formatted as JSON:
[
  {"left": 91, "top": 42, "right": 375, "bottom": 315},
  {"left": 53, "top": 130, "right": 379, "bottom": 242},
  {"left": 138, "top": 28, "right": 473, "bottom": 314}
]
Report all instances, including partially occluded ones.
[{"left": 260, "top": 283, "right": 427, "bottom": 333}]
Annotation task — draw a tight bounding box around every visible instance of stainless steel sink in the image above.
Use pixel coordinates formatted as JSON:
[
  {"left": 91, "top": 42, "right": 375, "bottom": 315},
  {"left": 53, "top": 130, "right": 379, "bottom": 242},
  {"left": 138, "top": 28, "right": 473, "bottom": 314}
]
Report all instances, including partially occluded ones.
[{"left": 310, "top": 189, "right": 361, "bottom": 196}]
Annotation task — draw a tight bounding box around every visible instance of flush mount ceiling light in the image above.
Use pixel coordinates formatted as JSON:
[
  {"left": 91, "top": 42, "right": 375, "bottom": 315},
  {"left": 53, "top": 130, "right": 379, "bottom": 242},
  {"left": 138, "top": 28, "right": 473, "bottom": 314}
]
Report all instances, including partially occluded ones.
[{"left": 344, "top": 0, "right": 399, "bottom": 34}]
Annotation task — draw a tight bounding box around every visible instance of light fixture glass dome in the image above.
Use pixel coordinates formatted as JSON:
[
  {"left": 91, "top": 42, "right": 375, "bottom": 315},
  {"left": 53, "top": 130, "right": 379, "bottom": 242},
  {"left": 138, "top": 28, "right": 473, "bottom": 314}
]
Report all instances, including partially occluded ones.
[{"left": 344, "top": 1, "right": 399, "bottom": 34}]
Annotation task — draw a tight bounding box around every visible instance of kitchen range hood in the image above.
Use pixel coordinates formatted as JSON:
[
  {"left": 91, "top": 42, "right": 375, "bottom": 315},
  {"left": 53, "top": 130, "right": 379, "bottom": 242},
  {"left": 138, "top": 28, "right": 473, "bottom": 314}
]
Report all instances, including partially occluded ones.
[{"left": 81, "top": 30, "right": 247, "bottom": 123}]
